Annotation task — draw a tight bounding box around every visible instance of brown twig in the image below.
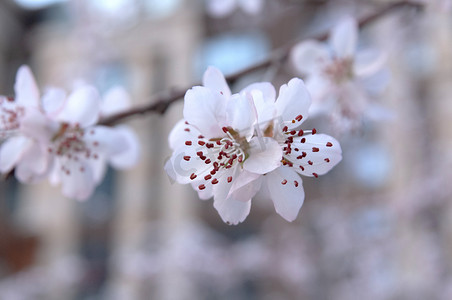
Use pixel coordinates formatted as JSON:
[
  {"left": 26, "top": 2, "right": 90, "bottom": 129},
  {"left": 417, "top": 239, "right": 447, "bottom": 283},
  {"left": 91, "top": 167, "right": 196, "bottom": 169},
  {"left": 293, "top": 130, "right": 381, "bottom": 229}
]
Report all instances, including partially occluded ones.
[{"left": 90, "top": 1, "right": 424, "bottom": 126}]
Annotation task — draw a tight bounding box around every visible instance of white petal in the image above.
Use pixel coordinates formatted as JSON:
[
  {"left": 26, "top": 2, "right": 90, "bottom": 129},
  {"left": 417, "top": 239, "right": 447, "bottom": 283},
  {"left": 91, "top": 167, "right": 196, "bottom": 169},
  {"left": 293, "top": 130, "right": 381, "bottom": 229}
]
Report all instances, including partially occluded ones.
[
  {"left": 168, "top": 120, "right": 201, "bottom": 150},
  {"left": 354, "top": 49, "right": 386, "bottom": 78},
  {"left": 305, "top": 76, "right": 334, "bottom": 116},
  {"left": 91, "top": 155, "right": 107, "bottom": 183},
  {"left": 206, "top": 0, "right": 236, "bottom": 17},
  {"left": 241, "top": 82, "right": 277, "bottom": 125},
  {"left": 266, "top": 166, "right": 305, "bottom": 222},
  {"left": 109, "top": 126, "right": 140, "bottom": 169},
  {"left": 83, "top": 125, "right": 128, "bottom": 157},
  {"left": 41, "top": 88, "right": 67, "bottom": 116},
  {"left": 213, "top": 168, "right": 252, "bottom": 225},
  {"left": 192, "top": 181, "right": 214, "bottom": 200},
  {"left": 57, "top": 85, "right": 100, "bottom": 127},
  {"left": 330, "top": 17, "right": 358, "bottom": 59},
  {"left": 15, "top": 143, "right": 49, "bottom": 183},
  {"left": 202, "top": 66, "right": 231, "bottom": 98},
  {"left": 60, "top": 158, "right": 96, "bottom": 200},
  {"left": 0, "top": 136, "right": 31, "bottom": 173},
  {"left": 183, "top": 86, "right": 226, "bottom": 138},
  {"left": 101, "top": 86, "right": 131, "bottom": 118},
  {"left": 275, "top": 78, "right": 311, "bottom": 129},
  {"left": 226, "top": 93, "right": 256, "bottom": 137},
  {"left": 20, "top": 107, "right": 55, "bottom": 143},
  {"left": 291, "top": 40, "right": 331, "bottom": 75},
  {"left": 214, "top": 195, "right": 251, "bottom": 225},
  {"left": 14, "top": 65, "right": 40, "bottom": 107},
  {"left": 288, "top": 133, "right": 342, "bottom": 177},
  {"left": 167, "top": 143, "right": 212, "bottom": 184},
  {"left": 228, "top": 170, "right": 261, "bottom": 197},
  {"left": 243, "top": 137, "right": 282, "bottom": 174},
  {"left": 239, "top": 0, "right": 262, "bottom": 14}
]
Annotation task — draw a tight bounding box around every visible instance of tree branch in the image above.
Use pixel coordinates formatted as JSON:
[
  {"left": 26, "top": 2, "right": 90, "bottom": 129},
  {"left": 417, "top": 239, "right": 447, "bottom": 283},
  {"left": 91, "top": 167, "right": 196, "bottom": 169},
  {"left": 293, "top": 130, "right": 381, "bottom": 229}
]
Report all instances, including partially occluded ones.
[{"left": 92, "top": 1, "right": 424, "bottom": 126}]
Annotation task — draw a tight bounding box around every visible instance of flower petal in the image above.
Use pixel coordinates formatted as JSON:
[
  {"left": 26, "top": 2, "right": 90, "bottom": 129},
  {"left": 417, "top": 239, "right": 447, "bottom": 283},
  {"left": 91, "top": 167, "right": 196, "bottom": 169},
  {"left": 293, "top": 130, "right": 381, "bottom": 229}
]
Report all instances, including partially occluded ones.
[
  {"left": 0, "top": 136, "right": 31, "bottom": 173},
  {"left": 109, "top": 125, "right": 140, "bottom": 169},
  {"left": 15, "top": 142, "right": 49, "bottom": 183},
  {"left": 226, "top": 93, "right": 256, "bottom": 137},
  {"left": 14, "top": 65, "right": 40, "bottom": 107},
  {"left": 60, "top": 158, "right": 96, "bottom": 200},
  {"left": 100, "top": 86, "right": 131, "bottom": 118},
  {"left": 84, "top": 126, "right": 126, "bottom": 156},
  {"left": 168, "top": 120, "right": 201, "bottom": 150},
  {"left": 275, "top": 78, "right": 311, "bottom": 129},
  {"left": 206, "top": 0, "right": 236, "bottom": 17},
  {"left": 202, "top": 66, "right": 231, "bottom": 98},
  {"left": 228, "top": 169, "right": 261, "bottom": 197},
  {"left": 291, "top": 40, "right": 330, "bottom": 75},
  {"left": 241, "top": 82, "right": 277, "bottom": 125},
  {"left": 183, "top": 86, "right": 226, "bottom": 138},
  {"left": 20, "top": 107, "right": 56, "bottom": 143},
  {"left": 57, "top": 85, "right": 100, "bottom": 127},
  {"left": 288, "top": 133, "right": 342, "bottom": 177},
  {"left": 167, "top": 143, "right": 212, "bottom": 184},
  {"left": 243, "top": 137, "right": 282, "bottom": 174},
  {"left": 213, "top": 168, "right": 252, "bottom": 225},
  {"left": 266, "top": 166, "right": 305, "bottom": 222},
  {"left": 354, "top": 49, "right": 386, "bottom": 78},
  {"left": 239, "top": 0, "right": 263, "bottom": 14},
  {"left": 330, "top": 17, "right": 357, "bottom": 59},
  {"left": 41, "top": 88, "right": 67, "bottom": 116}
]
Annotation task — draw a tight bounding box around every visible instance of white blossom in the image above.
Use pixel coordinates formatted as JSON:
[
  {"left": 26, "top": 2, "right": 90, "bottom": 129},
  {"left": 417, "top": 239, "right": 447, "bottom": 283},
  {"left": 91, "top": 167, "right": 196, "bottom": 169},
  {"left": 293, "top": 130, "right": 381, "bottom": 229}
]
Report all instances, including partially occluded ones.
[
  {"left": 166, "top": 67, "right": 342, "bottom": 224},
  {"left": 291, "top": 17, "right": 388, "bottom": 132}
]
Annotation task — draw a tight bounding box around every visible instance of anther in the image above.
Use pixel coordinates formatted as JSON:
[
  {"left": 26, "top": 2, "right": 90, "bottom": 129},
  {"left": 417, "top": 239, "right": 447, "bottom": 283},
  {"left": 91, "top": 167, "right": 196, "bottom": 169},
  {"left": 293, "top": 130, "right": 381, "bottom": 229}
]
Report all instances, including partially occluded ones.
[
  {"left": 326, "top": 142, "right": 333, "bottom": 147},
  {"left": 312, "top": 147, "right": 319, "bottom": 152},
  {"left": 298, "top": 130, "right": 304, "bottom": 136},
  {"left": 313, "top": 173, "right": 318, "bottom": 178},
  {"left": 185, "top": 141, "right": 192, "bottom": 146},
  {"left": 295, "top": 115, "right": 303, "bottom": 121},
  {"left": 301, "top": 138, "right": 306, "bottom": 143},
  {"left": 222, "top": 127, "right": 229, "bottom": 133},
  {"left": 294, "top": 180, "right": 299, "bottom": 187},
  {"left": 324, "top": 158, "right": 330, "bottom": 163},
  {"left": 312, "top": 128, "right": 317, "bottom": 134},
  {"left": 211, "top": 178, "right": 219, "bottom": 184},
  {"left": 198, "top": 184, "right": 206, "bottom": 190},
  {"left": 205, "top": 159, "right": 211, "bottom": 164},
  {"left": 198, "top": 141, "right": 205, "bottom": 146},
  {"left": 204, "top": 174, "right": 212, "bottom": 180},
  {"left": 308, "top": 160, "right": 313, "bottom": 165},
  {"left": 190, "top": 173, "right": 197, "bottom": 180},
  {"left": 183, "top": 156, "right": 190, "bottom": 161},
  {"left": 281, "top": 179, "right": 287, "bottom": 185},
  {"left": 227, "top": 176, "right": 232, "bottom": 183},
  {"left": 282, "top": 126, "right": 288, "bottom": 132}
]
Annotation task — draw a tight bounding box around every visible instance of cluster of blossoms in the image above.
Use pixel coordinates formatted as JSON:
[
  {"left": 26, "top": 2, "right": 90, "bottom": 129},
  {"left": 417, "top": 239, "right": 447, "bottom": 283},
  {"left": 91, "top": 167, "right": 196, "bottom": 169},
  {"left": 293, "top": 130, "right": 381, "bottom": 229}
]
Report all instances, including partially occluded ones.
[
  {"left": 165, "top": 67, "right": 342, "bottom": 225},
  {"left": 291, "top": 17, "right": 388, "bottom": 132},
  {"left": 0, "top": 66, "right": 139, "bottom": 200}
]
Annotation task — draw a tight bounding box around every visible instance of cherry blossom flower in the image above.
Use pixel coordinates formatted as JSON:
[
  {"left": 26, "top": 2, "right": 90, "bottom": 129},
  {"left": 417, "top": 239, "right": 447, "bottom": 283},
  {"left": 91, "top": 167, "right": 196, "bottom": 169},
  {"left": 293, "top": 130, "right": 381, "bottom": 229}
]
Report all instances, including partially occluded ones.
[
  {"left": 0, "top": 65, "right": 54, "bottom": 183},
  {"left": 1, "top": 65, "right": 139, "bottom": 200},
  {"left": 291, "top": 17, "right": 388, "bottom": 132},
  {"left": 46, "top": 86, "right": 140, "bottom": 200},
  {"left": 166, "top": 67, "right": 342, "bottom": 224},
  {"left": 165, "top": 67, "right": 282, "bottom": 224},
  {"left": 206, "top": 0, "right": 263, "bottom": 18}
]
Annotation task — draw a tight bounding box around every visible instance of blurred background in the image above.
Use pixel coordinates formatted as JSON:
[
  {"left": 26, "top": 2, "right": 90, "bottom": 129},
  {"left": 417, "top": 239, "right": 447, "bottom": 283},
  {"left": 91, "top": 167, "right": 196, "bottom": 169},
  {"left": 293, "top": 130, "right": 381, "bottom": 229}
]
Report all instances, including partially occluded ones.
[{"left": 0, "top": 0, "right": 452, "bottom": 299}]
